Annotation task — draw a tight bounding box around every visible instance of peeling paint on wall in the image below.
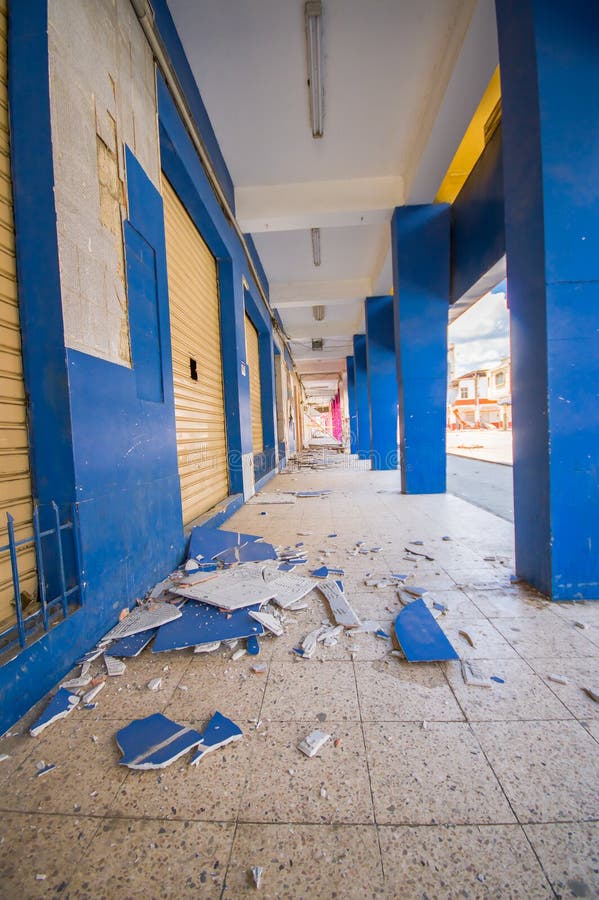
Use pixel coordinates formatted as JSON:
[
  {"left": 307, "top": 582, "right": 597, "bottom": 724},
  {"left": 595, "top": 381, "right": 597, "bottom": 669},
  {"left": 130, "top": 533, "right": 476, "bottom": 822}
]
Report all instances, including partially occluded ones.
[{"left": 48, "top": 0, "right": 160, "bottom": 365}]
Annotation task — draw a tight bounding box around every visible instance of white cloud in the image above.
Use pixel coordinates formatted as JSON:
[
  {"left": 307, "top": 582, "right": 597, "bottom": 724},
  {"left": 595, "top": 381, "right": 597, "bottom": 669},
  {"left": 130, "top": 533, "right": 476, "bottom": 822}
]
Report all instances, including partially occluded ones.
[{"left": 449, "top": 289, "right": 510, "bottom": 376}]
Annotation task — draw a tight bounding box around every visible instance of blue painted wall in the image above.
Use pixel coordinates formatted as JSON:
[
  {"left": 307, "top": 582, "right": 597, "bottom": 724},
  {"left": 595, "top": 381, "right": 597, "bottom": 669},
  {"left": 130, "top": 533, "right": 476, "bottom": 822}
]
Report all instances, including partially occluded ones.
[
  {"left": 451, "top": 124, "right": 505, "bottom": 305},
  {"left": 352, "top": 335, "right": 370, "bottom": 461},
  {"left": 496, "top": 0, "right": 599, "bottom": 599},
  {"left": 392, "top": 205, "right": 450, "bottom": 494},
  {"left": 244, "top": 287, "right": 278, "bottom": 481},
  {"left": 346, "top": 356, "right": 358, "bottom": 454},
  {"left": 365, "top": 296, "right": 399, "bottom": 470},
  {"left": 1, "top": 1, "right": 279, "bottom": 733}
]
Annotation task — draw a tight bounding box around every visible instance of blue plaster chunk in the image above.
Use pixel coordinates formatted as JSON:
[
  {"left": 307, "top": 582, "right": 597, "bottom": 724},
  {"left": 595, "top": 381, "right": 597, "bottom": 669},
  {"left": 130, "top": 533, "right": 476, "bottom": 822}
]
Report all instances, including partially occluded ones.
[
  {"left": 432, "top": 602, "right": 447, "bottom": 613},
  {"left": 490, "top": 675, "right": 505, "bottom": 684},
  {"left": 328, "top": 533, "right": 337, "bottom": 538},
  {"left": 116, "top": 713, "right": 203, "bottom": 769},
  {"left": 190, "top": 711, "right": 243, "bottom": 765},
  {"left": 105, "top": 629, "right": 157, "bottom": 658},
  {"left": 375, "top": 629, "right": 391, "bottom": 639},
  {"left": 328, "top": 567, "right": 345, "bottom": 575},
  {"left": 296, "top": 490, "right": 331, "bottom": 498},
  {"left": 246, "top": 635, "right": 260, "bottom": 655},
  {"left": 310, "top": 566, "right": 329, "bottom": 579},
  {"left": 278, "top": 563, "right": 297, "bottom": 572},
  {"left": 391, "top": 574, "right": 408, "bottom": 581},
  {"left": 393, "top": 598, "right": 459, "bottom": 663},
  {"left": 152, "top": 600, "right": 264, "bottom": 652},
  {"left": 187, "top": 526, "right": 262, "bottom": 561},
  {"left": 30, "top": 688, "right": 80, "bottom": 737}
]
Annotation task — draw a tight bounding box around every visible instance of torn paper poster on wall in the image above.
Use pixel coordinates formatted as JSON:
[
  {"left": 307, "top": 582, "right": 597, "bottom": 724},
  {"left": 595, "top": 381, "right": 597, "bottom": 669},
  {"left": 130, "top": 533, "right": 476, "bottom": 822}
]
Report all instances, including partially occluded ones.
[{"left": 116, "top": 713, "right": 203, "bottom": 769}]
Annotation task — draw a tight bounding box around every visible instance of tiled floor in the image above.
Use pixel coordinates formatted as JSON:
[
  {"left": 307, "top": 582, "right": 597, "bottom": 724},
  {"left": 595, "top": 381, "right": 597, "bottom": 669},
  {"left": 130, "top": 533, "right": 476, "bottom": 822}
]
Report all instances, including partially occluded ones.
[{"left": 1, "top": 457, "right": 598, "bottom": 898}]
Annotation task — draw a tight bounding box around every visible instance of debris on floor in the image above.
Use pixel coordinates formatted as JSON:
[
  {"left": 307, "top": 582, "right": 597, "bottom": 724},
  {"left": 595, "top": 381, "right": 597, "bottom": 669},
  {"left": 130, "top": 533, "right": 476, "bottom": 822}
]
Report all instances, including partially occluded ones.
[
  {"left": 249, "top": 492, "right": 296, "bottom": 504},
  {"left": 30, "top": 689, "right": 80, "bottom": 737},
  {"left": 116, "top": 713, "right": 204, "bottom": 769},
  {"left": 190, "top": 711, "right": 243, "bottom": 764},
  {"left": 104, "top": 655, "right": 127, "bottom": 677},
  {"left": 250, "top": 865, "right": 264, "bottom": 890},
  {"left": 547, "top": 673, "right": 569, "bottom": 685},
  {"left": 317, "top": 580, "right": 361, "bottom": 628},
  {"left": 461, "top": 660, "right": 492, "bottom": 688},
  {"left": 393, "top": 598, "right": 459, "bottom": 662},
  {"left": 298, "top": 729, "right": 330, "bottom": 757}
]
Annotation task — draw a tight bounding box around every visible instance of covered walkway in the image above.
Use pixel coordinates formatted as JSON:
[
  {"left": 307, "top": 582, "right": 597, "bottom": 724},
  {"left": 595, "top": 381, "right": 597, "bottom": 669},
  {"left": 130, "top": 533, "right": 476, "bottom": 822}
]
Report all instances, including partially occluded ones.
[{"left": 1, "top": 458, "right": 597, "bottom": 897}]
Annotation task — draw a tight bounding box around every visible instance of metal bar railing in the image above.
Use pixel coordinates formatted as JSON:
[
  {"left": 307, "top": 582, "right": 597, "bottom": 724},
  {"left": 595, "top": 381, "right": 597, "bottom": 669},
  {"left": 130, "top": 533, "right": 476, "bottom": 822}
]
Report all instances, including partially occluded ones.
[{"left": 0, "top": 501, "right": 84, "bottom": 660}]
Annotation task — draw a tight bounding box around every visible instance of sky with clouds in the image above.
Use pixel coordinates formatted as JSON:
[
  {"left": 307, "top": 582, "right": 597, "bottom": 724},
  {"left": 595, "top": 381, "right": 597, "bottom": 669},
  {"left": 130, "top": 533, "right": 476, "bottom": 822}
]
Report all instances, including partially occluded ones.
[{"left": 449, "top": 280, "right": 510, "bottom": 376}]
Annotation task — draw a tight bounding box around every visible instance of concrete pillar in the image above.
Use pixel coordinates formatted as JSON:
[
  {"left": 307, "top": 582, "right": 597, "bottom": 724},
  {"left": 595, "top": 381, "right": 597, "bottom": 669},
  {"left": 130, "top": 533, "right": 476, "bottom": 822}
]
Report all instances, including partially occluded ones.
[
  {"left": 496, "top": 0, "right": 599, "bottom": 599},
  {"left": 352, "top": 334, "right": 370, "bottom": 461},
  {"left": 391, "top": 205, "right": 450, "bottom": 493},
  {"left": 365, "top": 295, "right": 398, "bottom": 470},
  {"left": 346, "top": 356, "right": 358, "bottom": 454}
]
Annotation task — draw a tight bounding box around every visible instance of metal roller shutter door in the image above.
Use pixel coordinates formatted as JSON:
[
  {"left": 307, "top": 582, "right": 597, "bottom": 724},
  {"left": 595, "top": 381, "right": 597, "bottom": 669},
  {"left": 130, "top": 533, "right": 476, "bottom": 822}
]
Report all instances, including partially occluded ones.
[
  {"left": 162, "top": 177, "right": 229, "bottom": 524},
  {"left": 245, "top": 313, "right": 263, "bottom": 454},
  {"left": 0, "top": 0, "right": 36, "bottom": 627}
]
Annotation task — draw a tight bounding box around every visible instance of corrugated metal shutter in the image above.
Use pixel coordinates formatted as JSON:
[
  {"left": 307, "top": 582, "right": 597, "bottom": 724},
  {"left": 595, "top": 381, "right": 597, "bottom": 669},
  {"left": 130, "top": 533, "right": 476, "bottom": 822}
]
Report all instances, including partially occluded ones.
[
  {"left": 0, "top": 0, "right": 36, "bottom": 627},
  {"left": 245, "top": 313, "right": 263, "bottom": 453},
  {"left": 162, "top": 177, "right": 229, "bottom": 525}
]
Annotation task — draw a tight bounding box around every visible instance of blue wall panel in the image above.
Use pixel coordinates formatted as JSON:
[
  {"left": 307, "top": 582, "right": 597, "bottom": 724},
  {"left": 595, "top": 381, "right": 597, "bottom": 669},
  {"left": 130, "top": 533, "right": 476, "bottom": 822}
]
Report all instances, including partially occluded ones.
[
  {"left": 346, "top": 356, "right": 358, "bottom": 455},
  {"left": 496, "top": 0, "right": 599, "bottom": 599},
  {"left": 352, "top": 335, "right": 370, "bottom": 461},
  {"left": 451, "top": 124, "right": 505, "bottom": 305},
  {"left": 392, "top": 205, "right": 449, "bottom": 494},
  {"left": 365, "top": 296, "right": 399, "bottom": 470}
]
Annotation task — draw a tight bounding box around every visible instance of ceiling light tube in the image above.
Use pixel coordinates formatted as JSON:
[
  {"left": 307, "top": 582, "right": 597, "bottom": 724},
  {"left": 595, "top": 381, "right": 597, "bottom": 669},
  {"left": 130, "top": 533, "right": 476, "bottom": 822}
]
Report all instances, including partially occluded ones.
[
  {"left": 311, "top": 227, "right": 321, "bottom": 266},
  {"left": 305, "top": 1, "right": 324, "bottom": 138}
]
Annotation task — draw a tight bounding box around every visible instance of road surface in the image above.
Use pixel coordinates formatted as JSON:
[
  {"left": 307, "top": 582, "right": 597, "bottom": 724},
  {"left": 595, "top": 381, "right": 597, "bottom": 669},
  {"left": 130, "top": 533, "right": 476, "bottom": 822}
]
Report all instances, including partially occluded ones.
[{"left": 447, "top": 454, "right": 514, "bottom": 523}]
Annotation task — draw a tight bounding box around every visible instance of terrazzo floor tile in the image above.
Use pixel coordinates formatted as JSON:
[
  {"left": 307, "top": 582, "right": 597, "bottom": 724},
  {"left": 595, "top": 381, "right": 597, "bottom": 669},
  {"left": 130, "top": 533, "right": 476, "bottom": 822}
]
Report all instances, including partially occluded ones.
[
  {"left": 585, "top": 720, "right": 599, "bottom": 742},
  {"left": 222, "top": 823, "right": 384, "bottom": 898},
  {"left": 65, "top": 818, "right": 234, "bottom": 898},
  {"left": 524, "top": 822, "right": 599, "bottom": 899},
  {"left": 442, "top": 619, "right": 520, "bottom": 660},
  {"left": 473, "top": 720, "right": 599, "bottom": 823},
  {"left": 161, "top": 654, "right": 269, "bottom": 723},
  {"left": 0, "top": 811, "right": 99, "bottom": 897},
  {"left": 5, "top": 716, "right": 129, "bottom": 816},
  {"left": 378, "top": 823, "right": 552, "bottom": 899},
  {"left": 466, "top": 587, "right": 549, "bottom": 618},
  {"left": 260, "top": 659, "right": 360, "bottom": 721},
  {"left": 355, "top": 659, "right": 465, "bottom": 722},
  {"left": 526, "top": 657, "right": 599, "bottom": 719},
  {"left": 493, "top": 617, "right": 599, "bottom": 660},
  {"left": 363, "top": 721, "right": 516, "bottom": 825},
  {"left": 91, "top": 653, "right": 191, "bottom": 720},
  {"left": 238, "top": 721, "right": 374, "bottom": 824},
  {"left": 110, "top": 723, "right": 252, "bottom": 821},
  {"left": 444, "top": 657, "right": 573, "bottom": 721}
]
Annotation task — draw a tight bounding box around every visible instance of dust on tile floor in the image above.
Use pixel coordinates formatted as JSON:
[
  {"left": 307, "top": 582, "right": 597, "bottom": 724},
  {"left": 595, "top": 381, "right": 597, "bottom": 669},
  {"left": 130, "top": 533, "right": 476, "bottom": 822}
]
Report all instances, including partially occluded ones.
[{"left": 1, "top": 454, "right": 598, "bottom": 899}]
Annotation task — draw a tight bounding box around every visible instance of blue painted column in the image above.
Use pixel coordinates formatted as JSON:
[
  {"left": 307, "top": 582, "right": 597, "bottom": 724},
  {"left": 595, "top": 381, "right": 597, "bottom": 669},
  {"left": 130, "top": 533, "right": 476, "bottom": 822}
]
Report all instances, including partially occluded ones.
[
  {"left": 496, "top": 0, "right": 599, "bottom": 599},
  {"left": 346, "top": 356, "right": 358, "bottom": 454},
  {"left": 352, "top": 334, "right": 370, "bottom": 461},
  {"left": 365, "top": 296, "right": 398, "bottom": 470},
  {"left": 391, "top": 205, "right": 450, "bottom": 493}
]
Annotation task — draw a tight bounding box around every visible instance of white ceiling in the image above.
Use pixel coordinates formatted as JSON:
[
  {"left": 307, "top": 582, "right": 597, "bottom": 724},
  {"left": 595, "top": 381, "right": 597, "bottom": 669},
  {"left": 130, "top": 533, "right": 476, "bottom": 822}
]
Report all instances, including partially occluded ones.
[{"left": 167, "top": 0, "right": 499, "bottom": 401}]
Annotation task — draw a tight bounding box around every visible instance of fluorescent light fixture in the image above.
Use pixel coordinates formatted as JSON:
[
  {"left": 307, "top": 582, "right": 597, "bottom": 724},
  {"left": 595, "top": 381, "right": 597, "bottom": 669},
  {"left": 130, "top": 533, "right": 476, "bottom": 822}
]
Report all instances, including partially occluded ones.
[
  {"left": 312, "top": 304, "right": 325, "bottom": 321},
  {"left": 305, "top": 1, "right": 324, "bottom": 138},
  {"left": 311, "top": 227, "right": 321, "bottom": 266}
]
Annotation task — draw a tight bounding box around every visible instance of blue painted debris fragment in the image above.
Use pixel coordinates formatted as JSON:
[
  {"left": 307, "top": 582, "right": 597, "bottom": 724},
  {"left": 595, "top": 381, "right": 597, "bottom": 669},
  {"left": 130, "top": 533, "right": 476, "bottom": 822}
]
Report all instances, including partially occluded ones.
[
  {"left": 296, "top": 490, "right": 331, "bottom": 498},
  {"left": 187, "top": 526, "right": 262, "bottom": 561},
  {"left": 310, "top": 566, "right": 330, "bottom": 579},
  {"left": 105, "top": 629, "right": 157, "bottom": 658},
  {"left": 327, "top": 567, "right": 345, "bottom": 576},
  {"left": 278, "top": 562, "right": 297, "bottom": 572},
  {"left": 393, "top": 598, "right": 459, "bottom": 662},
  {"left": 30, "top": 689, "right": 80, "bottom": 737},
  {"left": 432, "top": 602, "right": 447, "bottom": 613},
  {"left": 391, "top": 574, "right": 408, "bottom": 581},
  {"left": 116, "top": 713, "right": 203, "bottom": 769},
  {"left": 152, "top": 600, "right": 264, "bottom": 652},
  {"left": 246, "top": 635, "right": 260, "bottom": 655},
  {"left": 375, "top": 629, "right": 390, "bottom": 639},
  {"left": 490, "top": 675, "right": 505, "bottom": 684},
  {"left": 218, "top": 541, "right": 277, "bottom": 565},
  {"left": 328, "top": 533, "right": 337, "bottom": 538},
  {"left": 190, "top": 712, "right": 243, "bottom": 765}
]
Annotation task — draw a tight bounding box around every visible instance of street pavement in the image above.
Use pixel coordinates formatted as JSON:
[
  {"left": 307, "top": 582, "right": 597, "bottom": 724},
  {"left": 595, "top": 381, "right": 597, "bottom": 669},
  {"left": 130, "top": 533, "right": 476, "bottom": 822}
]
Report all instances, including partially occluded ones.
[{"left": 446, "top": 453, "right": 514, "bottom": 523}]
